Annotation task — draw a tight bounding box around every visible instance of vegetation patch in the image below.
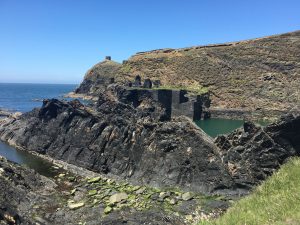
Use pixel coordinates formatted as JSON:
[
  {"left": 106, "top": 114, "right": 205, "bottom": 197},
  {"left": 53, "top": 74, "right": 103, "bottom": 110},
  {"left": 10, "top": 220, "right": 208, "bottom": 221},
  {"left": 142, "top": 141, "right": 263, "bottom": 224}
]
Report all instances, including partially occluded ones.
[
  {"left": 199, "top": 158, "right": 300, "bottom": 225},
  {"left": 45, "top": 168, "right": 231, "bottom": 224},
  {"left": 153, "top": 85, "right": 209, "bottom": 95}
]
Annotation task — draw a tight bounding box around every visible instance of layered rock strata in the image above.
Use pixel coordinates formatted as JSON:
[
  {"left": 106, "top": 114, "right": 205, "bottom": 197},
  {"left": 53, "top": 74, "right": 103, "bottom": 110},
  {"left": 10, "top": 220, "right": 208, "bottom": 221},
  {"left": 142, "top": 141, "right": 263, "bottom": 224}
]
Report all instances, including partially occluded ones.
[{"left": 0, "top": 88, "right": 234, "bottom": 194}]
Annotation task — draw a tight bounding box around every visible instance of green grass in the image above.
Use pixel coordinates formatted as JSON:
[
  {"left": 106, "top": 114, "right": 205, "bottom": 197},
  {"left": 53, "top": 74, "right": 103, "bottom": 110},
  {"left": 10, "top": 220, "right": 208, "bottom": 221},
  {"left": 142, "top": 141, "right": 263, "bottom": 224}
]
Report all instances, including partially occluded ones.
[
  {"left": 142, "top": 84, "right": 209, "bottom": 95},
  {"left": 128, "top": 85, "right": 209, "bottom": 95},
  {"left": 199, "top": 158, "right": 300, "bottom": 225}
]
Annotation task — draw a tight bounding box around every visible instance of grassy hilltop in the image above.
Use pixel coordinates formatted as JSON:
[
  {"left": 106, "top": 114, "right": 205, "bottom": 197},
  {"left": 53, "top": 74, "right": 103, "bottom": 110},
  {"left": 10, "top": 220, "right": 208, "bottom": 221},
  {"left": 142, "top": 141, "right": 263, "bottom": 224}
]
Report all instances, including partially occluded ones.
[
  {"left": 76, "top": 31, "right": 300, "bottom": 115},
  {"left": 116, "top": 31, "right": 300, "bottom": 112}
]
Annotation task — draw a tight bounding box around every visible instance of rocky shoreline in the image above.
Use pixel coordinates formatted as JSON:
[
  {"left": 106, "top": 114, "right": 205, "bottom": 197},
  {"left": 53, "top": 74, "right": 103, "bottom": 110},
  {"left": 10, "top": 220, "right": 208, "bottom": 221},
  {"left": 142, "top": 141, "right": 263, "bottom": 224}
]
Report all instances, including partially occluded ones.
[
  {"left": 0, "top": 154, "right": 231, "bottom": 225},
  {"left": 0, "top": 84, "right": 299, "bottom": 224},
  {"left": 0, "top": 87, "right": 235, "bottom": 195},
  {"left": 1, "top": 86, "right": 300, "bottom": 193},
  {"left": 0, "top": 109, "right": 12, "bottom": 118}
]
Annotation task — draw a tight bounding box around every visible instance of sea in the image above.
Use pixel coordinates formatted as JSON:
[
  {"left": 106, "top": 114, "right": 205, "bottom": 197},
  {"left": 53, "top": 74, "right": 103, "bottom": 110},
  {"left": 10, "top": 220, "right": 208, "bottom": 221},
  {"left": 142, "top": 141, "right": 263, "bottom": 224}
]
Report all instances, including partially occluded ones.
[
  {"left": 0, "top": 83, "right": 77, "bottom": 112},
  {"left": 0, "top": 83, "right": 78, "bottom": 175}
]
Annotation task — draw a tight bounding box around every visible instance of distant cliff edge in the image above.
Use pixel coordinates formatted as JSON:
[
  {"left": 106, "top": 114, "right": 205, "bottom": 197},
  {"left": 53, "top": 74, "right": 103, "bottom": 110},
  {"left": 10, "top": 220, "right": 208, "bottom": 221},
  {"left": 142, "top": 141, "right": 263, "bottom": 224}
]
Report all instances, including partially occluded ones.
[{"left": 72, "top": 31, "right": 300, "bottom": 120}]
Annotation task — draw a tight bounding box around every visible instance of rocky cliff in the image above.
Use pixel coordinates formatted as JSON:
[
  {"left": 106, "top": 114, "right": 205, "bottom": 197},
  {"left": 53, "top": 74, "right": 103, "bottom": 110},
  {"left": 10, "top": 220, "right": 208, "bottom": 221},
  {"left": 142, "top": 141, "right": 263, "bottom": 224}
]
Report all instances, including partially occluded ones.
[
  {"left": 215, "top": 115, "right": 300, "bottom": 190},
  {"left": 0, "top": 87, "right": 235, "bottom": 195},
  {"left": 1, "top": 86, "right": 299, "bottom": 196},
  {"left": 75, "top": 31, "right": 300, "bottom": 119},
  {"left": 75, "top": 59, "right": 121, "bottom": 95}
]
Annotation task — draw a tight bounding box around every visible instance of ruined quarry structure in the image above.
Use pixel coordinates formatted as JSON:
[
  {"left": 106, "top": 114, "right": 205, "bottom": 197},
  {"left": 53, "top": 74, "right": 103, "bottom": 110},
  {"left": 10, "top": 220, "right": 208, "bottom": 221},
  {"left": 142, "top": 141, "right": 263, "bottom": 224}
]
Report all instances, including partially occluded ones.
[
  {"left": 128, "top": 75, "right": 160, "bottom": 89},
  {"left": 121, "top": 75, "right": 211, "bottom": 120},
  {"left": 138, "top": 89, "right": 211, "bottom": 120}
]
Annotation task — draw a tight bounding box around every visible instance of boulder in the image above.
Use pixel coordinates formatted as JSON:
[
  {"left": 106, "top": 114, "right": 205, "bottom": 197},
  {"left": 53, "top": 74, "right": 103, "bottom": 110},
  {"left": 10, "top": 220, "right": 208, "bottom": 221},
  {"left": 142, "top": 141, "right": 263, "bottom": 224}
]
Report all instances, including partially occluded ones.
[
  {"left": 182, "top": 192, "right": 193, "bottom": 201},
  {"left": 68, "top": 202, "right": 85, "bottom": 210},
  {"left": 87, "top": 177, "right": 101, "bottom": 183},
  {"left": 109, "top": 193, "right": 128, "bottom": 204},
  {"left": 104, "top": 206, "right": 113, "bottom": 214}
]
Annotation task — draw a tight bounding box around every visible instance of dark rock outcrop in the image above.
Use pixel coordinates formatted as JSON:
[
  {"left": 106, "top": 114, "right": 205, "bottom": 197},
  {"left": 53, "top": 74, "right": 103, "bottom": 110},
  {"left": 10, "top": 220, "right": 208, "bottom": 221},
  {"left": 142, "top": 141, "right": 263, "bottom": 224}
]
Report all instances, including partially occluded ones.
[
  {"left": 215, "top": 114, "right": 300, "bottom": 190},
  {"left": 0, "top": 157, "right": 187, "bottom": 225},
  {"left": 0, "top": 156, "right": 54, "bottom": 224},
  {"left": 0, "top": 86, "right": 299, "bottom": 196},
  {"left": 0, "top": 90, "right": 235, "bottom": 195}
]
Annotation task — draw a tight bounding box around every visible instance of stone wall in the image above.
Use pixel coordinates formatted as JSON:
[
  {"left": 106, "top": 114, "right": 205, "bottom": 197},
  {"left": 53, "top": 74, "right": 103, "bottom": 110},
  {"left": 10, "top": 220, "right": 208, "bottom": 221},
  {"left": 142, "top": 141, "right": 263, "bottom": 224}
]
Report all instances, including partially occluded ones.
[{"left": 117, "top": 88, "right": 210, "bottom": 120}]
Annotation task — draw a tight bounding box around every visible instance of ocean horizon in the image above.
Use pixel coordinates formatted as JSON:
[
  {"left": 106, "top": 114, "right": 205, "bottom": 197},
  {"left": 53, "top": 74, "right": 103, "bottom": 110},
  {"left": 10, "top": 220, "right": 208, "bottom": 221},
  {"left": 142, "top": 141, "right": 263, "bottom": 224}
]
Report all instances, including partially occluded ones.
[{"left": 0, "top": 83, "right": 77, "bottom": 112}]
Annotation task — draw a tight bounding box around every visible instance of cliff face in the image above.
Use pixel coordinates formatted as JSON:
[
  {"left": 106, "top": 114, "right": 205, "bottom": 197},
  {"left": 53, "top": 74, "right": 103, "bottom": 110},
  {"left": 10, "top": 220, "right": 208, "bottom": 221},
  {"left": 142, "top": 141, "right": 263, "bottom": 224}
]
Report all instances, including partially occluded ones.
[
  {"left": 0, "top": 88, "right": 235, "bottom": 195},
  {"left": 215, "top": 115, "right": 300, "bottom": 189},
  {"left": 76, "top": 31, "right": 300, "bottom": 117},
  {"left": 75, "top": 59, "right": 122, "bottom": 95}
]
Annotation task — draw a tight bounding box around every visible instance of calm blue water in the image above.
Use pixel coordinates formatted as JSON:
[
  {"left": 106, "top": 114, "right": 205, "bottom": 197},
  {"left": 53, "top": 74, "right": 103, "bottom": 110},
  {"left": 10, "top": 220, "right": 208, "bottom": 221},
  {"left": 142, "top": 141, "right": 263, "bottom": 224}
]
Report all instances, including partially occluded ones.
[{"left": 0, "top": 83, "right": 77, "bottom": 112}]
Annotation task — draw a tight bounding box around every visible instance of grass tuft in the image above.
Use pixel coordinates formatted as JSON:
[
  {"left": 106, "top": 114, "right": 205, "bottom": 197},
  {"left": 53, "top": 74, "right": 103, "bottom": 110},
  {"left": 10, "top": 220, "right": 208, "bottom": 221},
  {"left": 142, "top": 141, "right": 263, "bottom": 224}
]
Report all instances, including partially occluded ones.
[{"left": 198, "top": 158, "right": 300, "bottom": 225}]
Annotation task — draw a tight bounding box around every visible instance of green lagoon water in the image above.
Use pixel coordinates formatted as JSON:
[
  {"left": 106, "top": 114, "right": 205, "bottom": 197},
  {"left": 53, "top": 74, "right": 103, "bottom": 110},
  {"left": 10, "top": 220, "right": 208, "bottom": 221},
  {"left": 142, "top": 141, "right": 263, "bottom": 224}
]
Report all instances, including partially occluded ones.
[
  {"left": 195, "top": 118, "right": 244, "bottom": 138},
  {"left": 195, "top": 118, "right": 270, "bottom": 138}
]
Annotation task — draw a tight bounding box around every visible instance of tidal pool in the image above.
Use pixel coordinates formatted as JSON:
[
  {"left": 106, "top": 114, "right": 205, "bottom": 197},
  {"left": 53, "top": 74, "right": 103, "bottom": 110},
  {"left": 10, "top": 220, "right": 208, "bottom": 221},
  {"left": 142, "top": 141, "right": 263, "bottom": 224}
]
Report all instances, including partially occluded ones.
[{"left": 0, "top": 141, "right": 59, "bottom": 177}]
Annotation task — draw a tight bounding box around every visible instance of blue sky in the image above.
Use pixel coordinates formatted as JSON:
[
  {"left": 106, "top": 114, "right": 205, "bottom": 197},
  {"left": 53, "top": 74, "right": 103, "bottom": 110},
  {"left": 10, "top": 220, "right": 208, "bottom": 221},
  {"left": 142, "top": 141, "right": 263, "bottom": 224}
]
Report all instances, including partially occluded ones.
[{"left": 0, "top": 0, "right": 299, "bottom": 84}]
